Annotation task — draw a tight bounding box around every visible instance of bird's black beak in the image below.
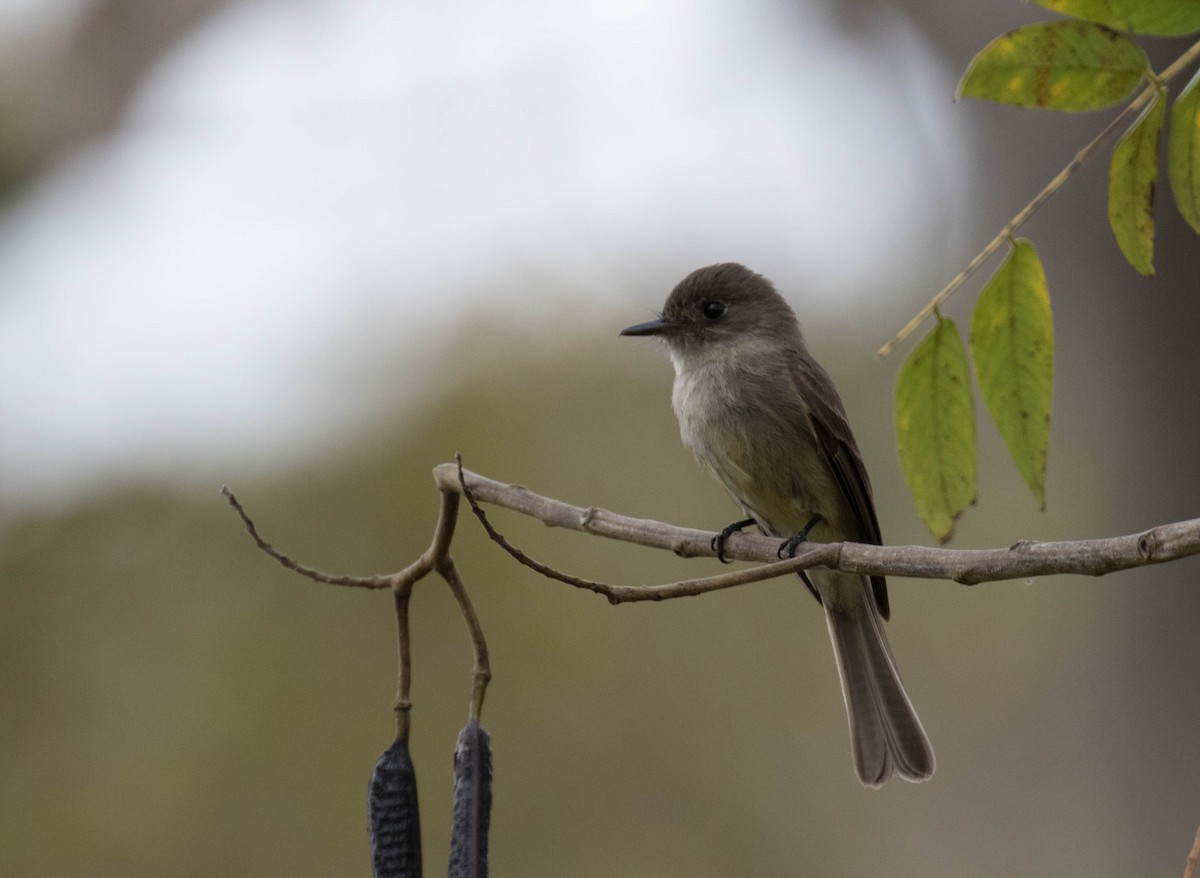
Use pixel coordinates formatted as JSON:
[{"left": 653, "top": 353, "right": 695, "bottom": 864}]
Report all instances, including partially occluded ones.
[{"left": 620, "top": 316, "right": 675, "bottom": 337}]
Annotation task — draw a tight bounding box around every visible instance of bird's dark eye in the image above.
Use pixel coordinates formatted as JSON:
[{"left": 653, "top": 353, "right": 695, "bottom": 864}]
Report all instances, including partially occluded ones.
[{"left": 702, "top": 301, "right": 725, "bottom": 321}]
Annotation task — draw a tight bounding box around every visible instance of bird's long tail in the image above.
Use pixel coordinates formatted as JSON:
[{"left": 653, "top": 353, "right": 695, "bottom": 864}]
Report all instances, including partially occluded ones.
[{"left": 824, "top": 598, "right": 935, "bottom": 787}]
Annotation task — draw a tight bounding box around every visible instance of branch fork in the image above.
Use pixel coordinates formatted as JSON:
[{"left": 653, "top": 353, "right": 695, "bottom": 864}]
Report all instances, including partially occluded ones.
[{"left": 224, "top": 459, "right": 1200, "bottom": 729}]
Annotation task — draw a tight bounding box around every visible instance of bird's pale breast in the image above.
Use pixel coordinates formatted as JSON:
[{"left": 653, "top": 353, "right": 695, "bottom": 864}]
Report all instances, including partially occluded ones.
[{"left": 671, "top": 354, "right": 851, "bottom": 541}]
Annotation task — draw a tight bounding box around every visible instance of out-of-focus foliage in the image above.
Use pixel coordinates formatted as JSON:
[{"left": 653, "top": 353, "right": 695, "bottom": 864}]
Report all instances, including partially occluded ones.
[{"left": 0, "top": 0, "right": 236, "bottom": 199}]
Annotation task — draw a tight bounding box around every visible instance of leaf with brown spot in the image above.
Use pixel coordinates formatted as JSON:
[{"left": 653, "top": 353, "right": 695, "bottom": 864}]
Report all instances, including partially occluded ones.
[
  {"left": 1033, "top": 0, "right": 1200, "bottom": 37},
  {"left": 1108, "top": 90, "right": 1166, "bottom": 275},
  {"left": 958, "top": 20, "right": 1148, "bottom": 112}
]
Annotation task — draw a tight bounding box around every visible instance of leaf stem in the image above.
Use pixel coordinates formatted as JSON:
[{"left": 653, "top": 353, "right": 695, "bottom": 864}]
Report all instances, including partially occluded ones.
[{"left": 878, "top": 36, "right": 1200, "bottom": 358}]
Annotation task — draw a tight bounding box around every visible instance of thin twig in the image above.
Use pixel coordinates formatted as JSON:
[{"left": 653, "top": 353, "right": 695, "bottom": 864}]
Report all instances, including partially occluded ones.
[
  {"left": 1184, "top": 821, "right": 1200, "bottom": 878},
  {"left": 877, "top": 37, "right": 1200, "bottom": 359},
  {"left": 437, "top": 556, "right": 492, "bottom": 719},
  {"left": 221, "top": 486, "right": 392, "bottom": 589},
  {"left": 456, "top": 455, "right": 626, "bottom": 593},
  {"left": 392, "top": 582, "right": 414, "bottom": 735}
]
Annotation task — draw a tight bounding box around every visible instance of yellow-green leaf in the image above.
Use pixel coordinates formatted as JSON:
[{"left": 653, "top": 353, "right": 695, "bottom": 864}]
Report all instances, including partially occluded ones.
[
  {"left": 896, "top": 318, "right": 976, "bottom": 543},
  {"left": 1168, "top": 66, "right": 1200, "bottom": 234},
  {"left": 1108, "top": 91, "right": 1166, "bottom": 275},
  {"left": 969, "top": 241, "right": 1054, "bottom": 509},
  {"left": 1032, "top": 0, "right": 1200, "bottom": 37},
  {"left": 958, "top": 20, "right": 1148, "bottom": 111}
]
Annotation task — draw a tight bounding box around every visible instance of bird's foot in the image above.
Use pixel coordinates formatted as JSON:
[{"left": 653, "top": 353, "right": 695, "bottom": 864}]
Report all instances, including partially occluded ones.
[
  {"left": 711, "top": 517, "right": 757, "bottom": 563},
  {"left": 777, "top": 514, "right": 824, "bottom": 559}
]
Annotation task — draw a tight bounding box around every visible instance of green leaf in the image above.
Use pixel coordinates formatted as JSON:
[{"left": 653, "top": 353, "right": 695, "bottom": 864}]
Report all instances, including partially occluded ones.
[
  {"left": 1108, "top": 91, "right": 1166, "bottom": 275},
  {"left": 896, "top": 318, "right": 976, "bottom": 543},
  {"left": 1168, "top": 66, "right": 1200, "bottom": 234},
  {"left": 969, "top": 241, "right": 1054, "bottom": 509},
  {"left": 1032, "top": 0, "right": 1200, "bottom": 37},
  {"left": 958, "top": 20, "right": 1148, "bottom": 111}
]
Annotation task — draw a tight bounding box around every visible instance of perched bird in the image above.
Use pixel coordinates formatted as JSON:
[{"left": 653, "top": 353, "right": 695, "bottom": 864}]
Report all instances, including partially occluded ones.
[{"left": 621, "top": 262, "right": 933, "bottom": 786}]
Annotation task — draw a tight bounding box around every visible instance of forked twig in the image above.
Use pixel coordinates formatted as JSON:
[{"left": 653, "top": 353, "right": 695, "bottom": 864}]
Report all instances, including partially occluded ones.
[
  {"left": 222, "top": 481, "right": 491, "bottom": 728},
  {"left": 226, "top": 460, "right": 1200, "bottom": 731}
]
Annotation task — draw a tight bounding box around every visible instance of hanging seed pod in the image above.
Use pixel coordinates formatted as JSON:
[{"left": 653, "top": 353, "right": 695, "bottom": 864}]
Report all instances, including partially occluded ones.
[
  {"left": 449, "top": 719, "right": 492, "bottom": 878},
  {"left": 368, "top": 733, "right": 421, "bottom": 878}
]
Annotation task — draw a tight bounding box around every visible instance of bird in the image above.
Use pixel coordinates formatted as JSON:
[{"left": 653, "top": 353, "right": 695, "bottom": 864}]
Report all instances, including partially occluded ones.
[{"left": 620, "top": 262, "right": 934, "bottom": 786}]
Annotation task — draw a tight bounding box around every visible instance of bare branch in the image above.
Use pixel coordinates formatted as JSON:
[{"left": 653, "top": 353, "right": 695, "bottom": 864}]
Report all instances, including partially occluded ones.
[
  {"left": 225, "top": 461, "right": 1200, "bottom": 738},
  {"left": 438, "top": 557, "right": 491, "bottom": 719},
  {"left": 434, "top": 464, "right": 1200, "bottom": 587}
]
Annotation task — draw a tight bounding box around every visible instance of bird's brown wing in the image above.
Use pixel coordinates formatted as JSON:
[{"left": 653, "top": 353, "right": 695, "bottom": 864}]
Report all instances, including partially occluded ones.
[{"left": 791, "top": 355, "right": 890, "bottom": 620}]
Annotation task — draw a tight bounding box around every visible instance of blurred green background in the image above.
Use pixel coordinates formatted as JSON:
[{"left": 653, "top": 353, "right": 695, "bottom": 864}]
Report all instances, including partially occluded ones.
[{"left": 4, "top": 2, "right": 1200, "bottom": 877}]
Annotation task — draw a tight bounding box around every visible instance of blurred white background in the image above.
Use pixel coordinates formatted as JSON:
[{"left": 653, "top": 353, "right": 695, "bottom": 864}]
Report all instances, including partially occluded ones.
[{"left": 0, "top": 0, "right": 968, "bottom": 511}]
